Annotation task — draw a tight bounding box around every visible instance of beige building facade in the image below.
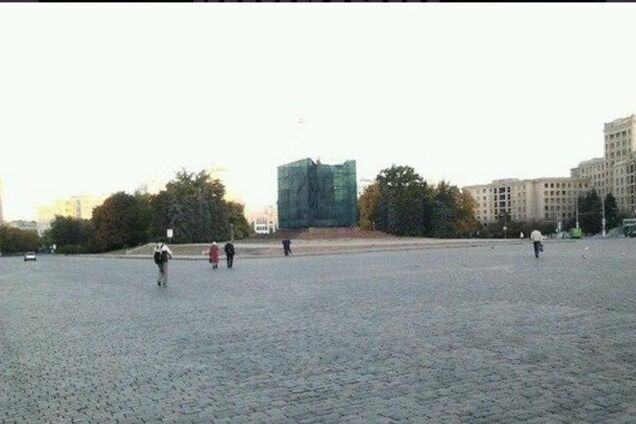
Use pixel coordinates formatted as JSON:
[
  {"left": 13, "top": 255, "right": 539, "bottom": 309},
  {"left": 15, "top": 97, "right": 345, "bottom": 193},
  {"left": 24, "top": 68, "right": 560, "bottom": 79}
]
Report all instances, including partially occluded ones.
[
  {"left": 37, "top": 195, "right": 108, "bottom": 224},
  {"left": 571, "top": 114, "right": 636, "bottom": 215},
  {"left": 245, "top": 205, "right": 278, "bottom": 234},
  {"left": 465, "top": 177, "right": 588, "bottom": 227}
]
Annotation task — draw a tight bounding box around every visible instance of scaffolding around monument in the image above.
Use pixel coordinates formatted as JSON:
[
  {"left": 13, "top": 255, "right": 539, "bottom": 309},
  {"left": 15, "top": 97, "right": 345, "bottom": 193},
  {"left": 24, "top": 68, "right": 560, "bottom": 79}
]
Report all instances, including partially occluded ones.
[{"left": 277, "top": 158, "right": 358, "bottom": 229}]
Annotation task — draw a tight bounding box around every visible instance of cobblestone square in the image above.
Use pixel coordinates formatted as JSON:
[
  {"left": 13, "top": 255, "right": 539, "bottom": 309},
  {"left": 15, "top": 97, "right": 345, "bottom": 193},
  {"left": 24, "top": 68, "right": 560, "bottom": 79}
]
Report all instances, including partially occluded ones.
[{"left": 1, "top": 240, "right": 634, "bottom": 423}]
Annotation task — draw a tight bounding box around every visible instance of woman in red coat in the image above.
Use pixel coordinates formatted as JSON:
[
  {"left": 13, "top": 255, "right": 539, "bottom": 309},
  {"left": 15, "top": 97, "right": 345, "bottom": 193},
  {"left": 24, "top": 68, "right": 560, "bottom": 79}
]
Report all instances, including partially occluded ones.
[{"left": 209, "top": 241, "right": 220, "bottom": 269}]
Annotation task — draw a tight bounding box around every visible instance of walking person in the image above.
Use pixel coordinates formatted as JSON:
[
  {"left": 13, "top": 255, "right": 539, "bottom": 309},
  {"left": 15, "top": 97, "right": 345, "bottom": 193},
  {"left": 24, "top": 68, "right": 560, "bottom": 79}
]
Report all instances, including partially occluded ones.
[
  {"left": 209, "top": 241, "right": 220, "bottom": 269},
  {"left": 282, "top": 239, "right": 292, "bottom": 256},
  {"left": 224, "top": 242, "right": 235, "bottom": 268},
  {"left": 153, "top": 240, "right": 173, "bottom": 287},
  {"left": 530, "top": 229, "right": 543, "bottom": 258}
]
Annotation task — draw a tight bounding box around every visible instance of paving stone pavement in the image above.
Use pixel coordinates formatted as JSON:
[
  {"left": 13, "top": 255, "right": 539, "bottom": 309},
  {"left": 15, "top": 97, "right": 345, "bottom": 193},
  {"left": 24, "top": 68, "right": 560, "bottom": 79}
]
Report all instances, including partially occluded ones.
[{"left": 1, "top": 239, "right": 634, "bottom": 423}]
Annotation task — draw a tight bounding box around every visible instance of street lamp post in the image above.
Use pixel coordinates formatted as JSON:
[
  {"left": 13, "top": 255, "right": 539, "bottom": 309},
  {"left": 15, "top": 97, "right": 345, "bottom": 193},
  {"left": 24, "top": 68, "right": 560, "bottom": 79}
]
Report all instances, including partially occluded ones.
[
  {"left": 601, "top": 196, "right": 606, "bottom": 238},
  {"left": 575, "top": 197, "right": 580, "bottom": 229}
]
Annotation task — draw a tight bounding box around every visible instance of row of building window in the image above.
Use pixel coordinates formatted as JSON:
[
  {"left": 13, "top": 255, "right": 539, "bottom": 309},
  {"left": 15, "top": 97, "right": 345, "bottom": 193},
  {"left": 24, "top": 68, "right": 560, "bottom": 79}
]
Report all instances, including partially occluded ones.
[{"left": 606, "top": 130, "right": 631, "bottom": 140}]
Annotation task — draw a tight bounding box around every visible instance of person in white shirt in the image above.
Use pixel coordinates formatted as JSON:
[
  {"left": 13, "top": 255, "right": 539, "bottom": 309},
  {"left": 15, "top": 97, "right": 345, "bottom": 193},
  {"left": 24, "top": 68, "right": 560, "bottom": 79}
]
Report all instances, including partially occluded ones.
[
  {"left": 530, "top": 229, "right": 543, "bottom": 258},
  {"left": 153, "top": 240, "right": 173, "bottom": 287}
]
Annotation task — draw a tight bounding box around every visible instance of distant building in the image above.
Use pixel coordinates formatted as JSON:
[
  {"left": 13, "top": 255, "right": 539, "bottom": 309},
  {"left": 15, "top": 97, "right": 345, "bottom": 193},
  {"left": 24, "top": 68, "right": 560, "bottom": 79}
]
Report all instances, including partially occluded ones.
[
  {"left": 465, "top": 177, "right": 589, "bottom": 227},
  {"left": 245, "top": 205, "right": 278, "bottom": 234},
  {"left": 571, "top": 114, "right": 636, "bottom": 214},
  {"left": 37, "top": 195, "right": 108, "bottom": 224},
  {"left": 7, "top": 220, "right": 38, "bottom": 232},
  {"left": 277, "top": 158, "right": 357, "bottom": 229}
]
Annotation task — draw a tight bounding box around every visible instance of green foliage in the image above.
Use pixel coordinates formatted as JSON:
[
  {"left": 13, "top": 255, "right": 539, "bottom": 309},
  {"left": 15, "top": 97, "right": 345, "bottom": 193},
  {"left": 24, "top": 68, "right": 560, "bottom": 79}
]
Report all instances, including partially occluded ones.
[
  {"left": 480, "top": 217, "right": 555, "bottom": 239},
  {"left": 56, "top": 244, "right": 90, "bottom": 255},
  {"left": 0, "top": 225, "right": 40, "bottom": 254},
  {"left": 41, "top": 169, "right": 252, "bottom": 253},
  {"left": 150, "top": 169, "right": 232, "bottom": 243},
  {"left": 578, "top": 189, "right": 602, "bottom": 235},
  {"left": 455, "top": 190, "right": 482, "bottom": 237},
  {"left": 226, "top": 201, "right": 252, "bottom": 240},
  {"left": 604, "top": 193, "right": 619, "bottom": 230},
  {"left": 358, "top": 183, "right": 381, "bottom": 230},
  {"left": 358, "top": 165, "right": 479, "bottom": 238},
  {"left": 48, "top": 216, "right": 94, "bottom": 250},
  {"left": 91, "top": 192, "right": 152, "bottom": 252}
]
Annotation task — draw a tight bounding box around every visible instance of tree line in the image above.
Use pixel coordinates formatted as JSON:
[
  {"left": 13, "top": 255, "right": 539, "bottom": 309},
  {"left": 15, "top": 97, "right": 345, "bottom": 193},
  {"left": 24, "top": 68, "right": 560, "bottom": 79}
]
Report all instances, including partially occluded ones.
[
  {"left": 358, "top": 165, "right": 481, "bottom": 238},
  {"left": 570, "top": 189, "right": 621, "bottom": 235},
  {"left": 0, "top": 225, "right": 40, "bottom": 254},
  {"left": 44, "top": 170, "right": 251, "bottom": 254}
]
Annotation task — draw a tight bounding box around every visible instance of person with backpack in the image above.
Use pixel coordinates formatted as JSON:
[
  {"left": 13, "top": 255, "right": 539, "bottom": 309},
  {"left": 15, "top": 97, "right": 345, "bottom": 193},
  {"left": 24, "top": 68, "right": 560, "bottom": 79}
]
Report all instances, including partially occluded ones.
[
  {"left": 223, "top": 242, "right": 235, "bottom": 268},
  {"left": 153, "top": 240, "right": 173, "bottom": 287},
  {"left": 209, "top": 241, "right": 220, "bottom": 269}
]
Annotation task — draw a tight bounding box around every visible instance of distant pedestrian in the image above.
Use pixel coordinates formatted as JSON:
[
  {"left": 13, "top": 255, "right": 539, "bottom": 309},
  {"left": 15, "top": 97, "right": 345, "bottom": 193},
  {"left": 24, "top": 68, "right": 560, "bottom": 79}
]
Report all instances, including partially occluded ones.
[
  {"left": 224, "top": 242, "right": 235, "bottom": 268},
  {"left": 530, "top": 229, "right": 543, "bottom": 258},
  {"left": 519, "top": 232, "right": 524, "bottom": 239},
  {"left": 209, "top": 241, "right": 220, "bottom": 269},
  {"left": 153, "top": 240, "right": 173, "bottom": 287},
  {"left": 282, "top": 239, "right": 292, "bottom": 256}
]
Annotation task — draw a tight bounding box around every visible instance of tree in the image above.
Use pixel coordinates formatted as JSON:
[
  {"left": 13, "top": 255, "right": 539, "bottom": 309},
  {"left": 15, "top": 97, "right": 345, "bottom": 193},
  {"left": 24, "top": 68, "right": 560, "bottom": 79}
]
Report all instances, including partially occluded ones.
[
  {"left": 604, "top": 192, "right": 619, "bottom": 230},
  {"left": 578, "top": 189, "right": 602, "bottom": 235},
  {"left": 375, "top": 166, "right": 430, "bottom": 236},
  {"left": 430, "top": 181, "right": 460, "bottom": 238},
  {"left": 368, "top": 165, "right": 476, "bottom": 238},
  {"left": 0, "top": 226, "right": 40, "bottom": 254},
  {"left": 48, "top": 216, "right": 94, "bottom": 252},
  {"left": 226, "top": 201, "right": 252, "bottom": 240},
  {"left": 91, "top": 192, "right": 152, "bottom": 252},
  {"left": 358, "top": 182, "right": 381, "bottom": 231},
  {"left": 150, "top": 169, "right": 232, "bottom": 243},
  {"left": 455, "top": 190, "right": 481, "bottom": 237}
]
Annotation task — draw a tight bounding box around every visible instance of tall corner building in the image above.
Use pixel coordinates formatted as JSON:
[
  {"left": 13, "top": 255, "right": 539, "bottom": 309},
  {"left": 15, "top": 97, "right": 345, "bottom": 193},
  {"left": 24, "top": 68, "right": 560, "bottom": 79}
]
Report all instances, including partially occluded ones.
[{"left": 571, "top": 114, "right": 636, "bottom": 214}]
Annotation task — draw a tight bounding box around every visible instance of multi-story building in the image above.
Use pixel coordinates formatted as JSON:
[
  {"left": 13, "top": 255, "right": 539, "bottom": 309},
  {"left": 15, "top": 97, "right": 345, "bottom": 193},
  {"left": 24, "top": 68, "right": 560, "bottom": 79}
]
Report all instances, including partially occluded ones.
[
  {"left": 571, "top": 114, "right": 636, "bottom": 215},
  {"left": 570, "top": 158, "right": 608, "bottom": 198},
  {"left": 465, "top": 177, "right": 588, "bottom": 227},
  {"left": 245, "top": 205, "right": 278, "bottom": 235},
  {"left": 7, "top": 220, "right": 38, "bottom": 232},
  {"left": 37, "top": 195, "right": 108, "bottom": 224}
]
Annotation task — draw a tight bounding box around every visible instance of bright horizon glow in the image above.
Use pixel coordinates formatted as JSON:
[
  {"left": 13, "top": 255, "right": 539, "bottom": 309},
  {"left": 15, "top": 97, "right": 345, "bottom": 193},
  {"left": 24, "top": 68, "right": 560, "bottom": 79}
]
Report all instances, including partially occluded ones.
[{"left": 1, "top": 5, "right": 635, "bottom": 221}]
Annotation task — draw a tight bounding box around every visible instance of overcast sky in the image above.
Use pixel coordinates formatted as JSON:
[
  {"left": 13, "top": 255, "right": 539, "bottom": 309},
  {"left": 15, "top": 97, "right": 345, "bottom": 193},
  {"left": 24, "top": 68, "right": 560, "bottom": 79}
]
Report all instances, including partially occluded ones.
[{"left": 1, "top": 5, "right": 636, "bottom": 221}]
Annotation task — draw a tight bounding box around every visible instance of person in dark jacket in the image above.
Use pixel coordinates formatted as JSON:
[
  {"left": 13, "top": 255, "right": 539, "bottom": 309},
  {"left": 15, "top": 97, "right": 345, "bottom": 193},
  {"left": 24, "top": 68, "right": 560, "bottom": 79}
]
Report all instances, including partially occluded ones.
[
  {"left": 224, "top": 242, "right": 235, "bottom": 268},
  {"left": 282, "top": 239, "right": 292, "bottom": 256}
]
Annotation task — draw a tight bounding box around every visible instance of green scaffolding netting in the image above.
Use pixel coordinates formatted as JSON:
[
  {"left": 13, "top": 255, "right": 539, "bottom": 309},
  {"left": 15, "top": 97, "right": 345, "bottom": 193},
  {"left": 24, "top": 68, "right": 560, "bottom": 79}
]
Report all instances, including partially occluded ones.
[{"left": 277, "top": 158, "right": 358, "bottom": 228}]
